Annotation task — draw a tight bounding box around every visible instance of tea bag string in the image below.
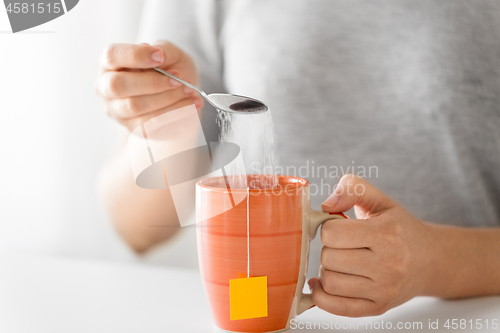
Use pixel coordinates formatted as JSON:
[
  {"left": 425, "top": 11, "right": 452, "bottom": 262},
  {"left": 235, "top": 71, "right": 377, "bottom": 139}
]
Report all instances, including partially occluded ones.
[{"left": 246, "top": 187, "right": 250, "bottom": 278}]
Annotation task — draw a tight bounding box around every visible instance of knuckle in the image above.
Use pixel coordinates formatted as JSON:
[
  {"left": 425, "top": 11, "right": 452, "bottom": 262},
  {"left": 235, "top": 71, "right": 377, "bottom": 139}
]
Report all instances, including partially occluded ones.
[
  {"left": 311, "top": 288, "right": 323, "bottom": 307},
  {"left": 382, "top": 231, "right": 397, "bottom": 246},
  {"left": 392, "top": 257, "right": 408, "bottom": 278},
  {"left": 380, "top": 282, "right": 397, "bottom": 298},
  {"left": 104, "top": 43, "right": 119, "bottom": 66},
  {"left": 333, "top": 302, "right": 351, "bottom": 317},
  {"left": 392, "top": 221, "right": 404, "bottom": 237},
  {"left": 380, "top": 220, "right": 403, "bottom": 243},
  {"left": 125, "top": 98, "right": 141, "bottom": 114},
  {"left": 320, "top": 223, "right": 333, "bottom": 245},
  {"left": 380, "top": 253, "right": 406, "bottom": 279},
  {"left": 107, "top": 73, "right": 123, "bottom": 96},
  {"left": 320, "top": 229, "right": 327, "bottom": 245},
  {"left": 320, "top": 247, "right": 328, "bottom": 266},
  {"left": 321, "top": 276, "right": 335, "bottom": 295},
  {"left": 373, "top": 303, "right": 389, "bottom": 316}
]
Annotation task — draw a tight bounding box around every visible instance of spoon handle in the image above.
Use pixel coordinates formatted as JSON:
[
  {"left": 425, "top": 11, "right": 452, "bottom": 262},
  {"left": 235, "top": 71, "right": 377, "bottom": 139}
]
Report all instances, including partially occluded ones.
[{"left": 153, "top": 68, "right": 207, "bottom": 98}]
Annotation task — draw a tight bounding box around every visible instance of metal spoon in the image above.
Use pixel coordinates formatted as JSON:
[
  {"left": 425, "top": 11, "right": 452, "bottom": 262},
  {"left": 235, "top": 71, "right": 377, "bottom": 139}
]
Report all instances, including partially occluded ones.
[{"left": 153, "top": 67, "right": 268, "bottom": 114}]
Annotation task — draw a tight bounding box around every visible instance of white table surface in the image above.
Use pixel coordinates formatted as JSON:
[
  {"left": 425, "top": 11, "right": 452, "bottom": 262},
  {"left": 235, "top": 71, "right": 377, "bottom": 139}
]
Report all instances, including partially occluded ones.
[{"left": 0, "top": 253, "right": 499, "bottom": 333}]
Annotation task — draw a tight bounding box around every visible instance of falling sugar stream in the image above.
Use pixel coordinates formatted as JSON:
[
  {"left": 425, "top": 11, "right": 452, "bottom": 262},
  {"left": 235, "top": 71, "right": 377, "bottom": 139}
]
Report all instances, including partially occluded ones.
[
  {"left": 247, "top": 186, "right": 250, "bottom": 278},
  {"left": 216, "top": 109, "right": 280, "bottom": 189},
  {"left": 216, "top": 108, "right": 280, "bottom": 279}
]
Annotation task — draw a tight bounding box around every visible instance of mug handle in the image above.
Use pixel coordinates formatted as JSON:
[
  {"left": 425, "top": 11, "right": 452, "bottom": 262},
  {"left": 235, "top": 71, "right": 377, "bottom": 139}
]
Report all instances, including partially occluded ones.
[{"left": 296, "top": 210, "right": 348, "bottom": 315}]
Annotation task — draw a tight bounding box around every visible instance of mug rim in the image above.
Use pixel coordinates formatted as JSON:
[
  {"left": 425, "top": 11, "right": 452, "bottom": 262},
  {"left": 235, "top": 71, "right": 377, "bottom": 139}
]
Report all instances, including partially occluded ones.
[{"left": 196, "top": 174, "right": 309, "bottom": 192}]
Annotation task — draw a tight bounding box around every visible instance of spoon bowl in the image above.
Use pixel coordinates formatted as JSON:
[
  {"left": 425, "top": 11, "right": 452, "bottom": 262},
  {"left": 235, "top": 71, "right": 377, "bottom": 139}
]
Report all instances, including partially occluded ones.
[{"left": 153, "top": 68, "right": 268, "bottom": 114}]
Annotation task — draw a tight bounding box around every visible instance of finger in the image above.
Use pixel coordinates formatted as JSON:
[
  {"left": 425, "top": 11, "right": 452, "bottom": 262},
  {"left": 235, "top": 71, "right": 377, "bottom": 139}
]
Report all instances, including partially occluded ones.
[
  {"left": 152, "top": 40, "right": 199, "bottom": 86},
  {"left": 118, "top": 97, "right": 199, "bottom": 132},
  {"left": 322, "top": 174, "right": 397, "bottom": 218},
  {"left": 152, "top": 40, "right": 186, "bottom": 68},
  {"left": 98, "top": 70, "right": 182, "bottom": 99},
  {"left": 321, "top": 218, "right": 379, "bottom": 248},
  {"left": 308, "top": 278, "right": 380, "bottom": 317},
  {"left": 101, "top": 43, "right": 165, "bottom": 71},
  {"left": 106, "top": 87, "right": 194, "bottom": 119},
  {"left": 319, "top": 266, "right": 375, "bottom": 299},
  {"left": 320, "top": 247, "right": 374, "bottom": 277}
]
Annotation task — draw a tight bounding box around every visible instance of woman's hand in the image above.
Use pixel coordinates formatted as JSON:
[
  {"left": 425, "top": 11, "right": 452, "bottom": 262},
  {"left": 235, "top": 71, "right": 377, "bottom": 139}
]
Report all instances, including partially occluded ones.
[
  {"left": 96, "top": 41, "right": 204, "bottom": 252},
  {"left": 308, "top": 174, "right": 434, "bottom": 317},
  {"left": 96, "top": 41, "right": 203, "bottom": 131}
]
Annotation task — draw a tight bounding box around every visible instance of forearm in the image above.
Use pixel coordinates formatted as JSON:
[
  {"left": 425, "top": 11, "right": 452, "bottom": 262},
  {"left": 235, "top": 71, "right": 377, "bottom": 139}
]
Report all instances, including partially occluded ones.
[
  {"left": 98, "top": 137, "right": 180, "bottom": 253},
  {"left": 422, "top": 222, "right": 500, "bottom": 298}
]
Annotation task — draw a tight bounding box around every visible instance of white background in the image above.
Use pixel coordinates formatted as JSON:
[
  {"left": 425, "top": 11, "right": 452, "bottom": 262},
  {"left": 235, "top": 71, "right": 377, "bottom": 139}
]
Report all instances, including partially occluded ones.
[{"left": 0, "top": 0, "right": 147, "bottom": 261}]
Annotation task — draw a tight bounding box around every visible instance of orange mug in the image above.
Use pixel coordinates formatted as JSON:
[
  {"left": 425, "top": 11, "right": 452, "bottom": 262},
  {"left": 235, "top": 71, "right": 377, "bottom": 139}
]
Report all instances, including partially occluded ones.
[{"left": 196, "top": 175, "right": 346, "bottom": 332}]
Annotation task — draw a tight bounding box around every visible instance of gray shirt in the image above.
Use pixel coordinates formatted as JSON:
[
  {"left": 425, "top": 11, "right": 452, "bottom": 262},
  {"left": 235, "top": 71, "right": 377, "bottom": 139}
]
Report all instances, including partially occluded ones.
[{"left": 138, "top": 0, "right": 500, "bottom": 276}]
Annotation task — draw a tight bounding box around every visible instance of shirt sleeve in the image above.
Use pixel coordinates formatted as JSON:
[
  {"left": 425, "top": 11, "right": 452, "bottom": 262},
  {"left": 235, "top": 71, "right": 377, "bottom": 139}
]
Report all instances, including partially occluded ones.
[{"left": 137, "top": 0, "right": 224, "bottom": 141}]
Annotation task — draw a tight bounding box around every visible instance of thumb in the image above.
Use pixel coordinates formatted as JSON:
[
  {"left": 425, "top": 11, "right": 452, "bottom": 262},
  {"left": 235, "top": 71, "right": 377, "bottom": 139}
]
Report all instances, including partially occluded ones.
[
  {"left": 308, "top": 278, "right": 320, "bottom": 292},
  {"left": 321, "top": 174, "right": 396, "bottom": 216},
  {"left": 153, "top": 40, "right": 198, "bottom": 86},
  {"left": 152, "top": 40, "right": 184, "bottom": 67}
]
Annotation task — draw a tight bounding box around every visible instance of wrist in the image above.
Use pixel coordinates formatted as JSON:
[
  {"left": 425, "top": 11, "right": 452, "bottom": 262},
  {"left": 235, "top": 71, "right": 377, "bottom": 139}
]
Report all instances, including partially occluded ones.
[
  {"left": 417, "top": 221, "right": 451, "bottom": 297},
  {"left": 417, "top": 222, "right": 500, "bottom": 298}
]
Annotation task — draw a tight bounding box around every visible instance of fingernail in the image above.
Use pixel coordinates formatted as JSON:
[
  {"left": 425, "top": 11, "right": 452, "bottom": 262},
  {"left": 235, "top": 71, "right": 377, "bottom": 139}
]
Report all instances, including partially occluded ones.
[
  {"left": 308, "top": 279, "right": 316, "bottom": 291},
  {"left": 169, "top": 78, "right": 182, "bottom": 87},
  {"left": 151, "top": 50, "right": 163, "bottom": 63},
  {"left": 194, "top": 99, "right": 203, "bottom": 109},
  {"left": 184, "top": 86, "right": 193, "bottom": 95},
  {"left": 322, "top": 193, "right": 340, "bottom": 207}
]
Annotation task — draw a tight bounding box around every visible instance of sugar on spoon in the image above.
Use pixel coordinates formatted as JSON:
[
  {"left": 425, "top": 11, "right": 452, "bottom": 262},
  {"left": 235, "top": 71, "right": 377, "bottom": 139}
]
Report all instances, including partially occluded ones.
[{"left": 153, "top": 67, "right": 268, "bottom": 114}]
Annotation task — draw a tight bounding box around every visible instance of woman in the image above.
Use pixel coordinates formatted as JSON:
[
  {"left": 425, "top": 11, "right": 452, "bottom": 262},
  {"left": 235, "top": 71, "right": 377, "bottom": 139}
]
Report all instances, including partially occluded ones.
[{"left": 97, "top": 0, "right": 500, "bottom": 317}]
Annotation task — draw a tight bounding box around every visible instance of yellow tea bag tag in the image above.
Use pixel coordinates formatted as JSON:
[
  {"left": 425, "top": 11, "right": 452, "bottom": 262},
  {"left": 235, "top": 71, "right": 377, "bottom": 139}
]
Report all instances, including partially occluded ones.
[{"left": 229, "top": 276, "right": 268, "bottom": 320}]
